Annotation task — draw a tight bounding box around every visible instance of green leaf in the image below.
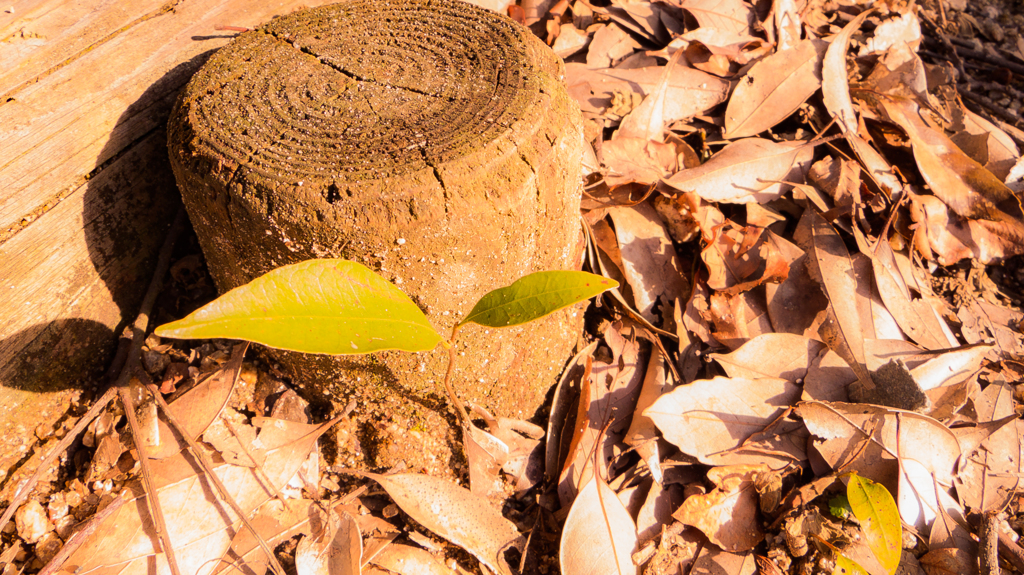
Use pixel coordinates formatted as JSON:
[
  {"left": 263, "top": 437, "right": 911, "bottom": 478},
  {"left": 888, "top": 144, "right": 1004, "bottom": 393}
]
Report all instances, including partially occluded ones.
[
  {"left": 459, "top": 271, "right": 617, "bottom": 329},
  {"left": 847, "top": 474, "right": 902, "bottom": 575},
  {"left": 829, "top": 494, "right": 852, "bottom": 520},
  {"left": 833, "top": 554, "right": 870, "bottom": 575},
  {"left": 155, "top": 259, "right": 443, "bottom": 354}
]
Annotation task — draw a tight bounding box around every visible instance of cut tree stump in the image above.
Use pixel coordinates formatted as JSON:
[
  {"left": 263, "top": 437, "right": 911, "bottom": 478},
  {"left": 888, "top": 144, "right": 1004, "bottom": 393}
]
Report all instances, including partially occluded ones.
[
  {"left": 0, "top": 0, "right": 341, "bottom": 491},
  {"left": 167, "top": 0, "right": 585, "bottom": 472}
]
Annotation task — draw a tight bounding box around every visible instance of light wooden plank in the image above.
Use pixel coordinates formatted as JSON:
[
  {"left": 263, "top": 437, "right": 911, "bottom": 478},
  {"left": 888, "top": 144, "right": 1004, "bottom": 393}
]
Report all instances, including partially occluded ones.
[{"left": 0, "top": 0, "right": 338, "bottom": 472}]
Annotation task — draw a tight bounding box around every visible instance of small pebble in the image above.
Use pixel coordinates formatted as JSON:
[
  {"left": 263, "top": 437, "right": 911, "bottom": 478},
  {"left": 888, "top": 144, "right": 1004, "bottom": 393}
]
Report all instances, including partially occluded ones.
[
  {"left": 35, "top": 532, "right": 63, "bottom": 563},
  {"left": 15, "top": 500, "right": 49, "bottom": 544}
]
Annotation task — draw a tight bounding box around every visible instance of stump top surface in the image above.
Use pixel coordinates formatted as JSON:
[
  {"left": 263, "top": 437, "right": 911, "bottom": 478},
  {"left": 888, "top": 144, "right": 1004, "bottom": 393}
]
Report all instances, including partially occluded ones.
[{"left": 178, "top": 0, "right": 552, "bottom": 183}]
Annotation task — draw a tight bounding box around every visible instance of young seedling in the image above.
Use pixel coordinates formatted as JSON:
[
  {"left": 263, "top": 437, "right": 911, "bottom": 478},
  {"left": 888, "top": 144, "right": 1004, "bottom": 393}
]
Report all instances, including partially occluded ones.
[{"left": 155, "top": 259, "right": 618, "bottom": 423}]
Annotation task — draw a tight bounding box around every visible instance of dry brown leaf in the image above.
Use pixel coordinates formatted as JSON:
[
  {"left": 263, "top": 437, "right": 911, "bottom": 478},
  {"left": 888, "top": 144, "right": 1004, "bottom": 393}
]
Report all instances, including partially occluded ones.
[
  {"left": 560, "top": 477, "right": 638, "bottom": 575},
  {"left": 606, "top": 0, "right": 672, "bottom": 44},
  {"left": 213, "top": 499, "right": 318, "bottom": 575},
  {"left": 770, "top": 0, "right": 802, "bottom": 50},
  {"left": 559, "top": 324, "right": 644, "bottom": 505},
  {"left": 953, "top": 108, "right": 1020, "bottom": 181},
  {"left": 644, "top": 376, "right": 800, "bottom": 463},
  {"left": 617, "top": 50, "right": 682, "bottom": 142},
  {"left": 867, "top": 232, "right": 957, "bottom": 350},
  {"left": 587, "top": 24, "right": 641, "bottom": 69},
  {"left": 766, "top": 251, "right": 829, "bottom": 338},
  {"left": 954, "top": 382, "right": 1023, "bottom": 512},
  {"left": 346, "top": 471, "right": 520, "bottom": 575},
  {"left": 545, "top": 342, "right": 599, "bottom": 484},
  {"left": 294, "top": 507, "right": 360, "bottom": 575},
  {"left": 711, "top": 333, "right": 827, "bottom": 381},
  {"left": 608, "top": 203, "right": 689, "bottom": 323},
  {"left": 671, "top": 0, "right": 755, "bottom": 36},
  {"left": 705, "top": 410, "right": 808, "bottom": 468},
  {"left": 822, "top": 10, "right": 872, "bottom": 134},
  {"left": 636, "top": 479, "right": 682, "bottom": 542},
  {"left": 703, "top": 224, "right": 802, "bottom": 295},
  {"left": 566, "top": 63, "right": 730, "bottom": 126},
  {"left": 663, "top": 138, "right": 814, "bottom": 203},
  {"left": 623, "top": 348, "right": 671, "bottom": 483},
  {"left": 919, "top": 547, "right": 976, "bottom": 575},
  {"left": 707, "top": 289, "right": 774, "bottom": 349},
  {"left": 673, "top": 465, "right": 765, "bottom": 552},
  {"left": 724, "top": 40, "right": 828, "bottom": 139},
  {"left": 679, "top": 29, "right": 772, "bottom": 69},
  {"left": 957, "top": 297, "right": 1024, "bottom": 355},
  {"left": 145, "top": 342, "right": 246, "bottom": 459},
  {"left": 851, "top": 252, "right": 906, "bottom": 342},
  {"left": 601, "top": 137, "right": 676, "bottom": 186},
  {"left": 468, "top": 405, "right": 545, "bottom": 496},
  {"left": 808, "top": 157, "right": 862, "bottom": 208},
  {"left": 899, "top": 457, "right": 967, "bottom": 533},
  {"left": 796, "top": 401, "right": 960, "bottom": 497},
  {"left": 62, "top": 417, "right": 340, "bottom": 575},
  {"left": 820, "top": 9, "right": 905, "bottom": 200},
  {"left": 800, "top": 209, "right": 878, "bottom": 400},
  {"left": 369, "top": 543, "right": 450, "bottom": 575},
  {"left": 463, "top": 421, "right": 508, "bottom": 499}
]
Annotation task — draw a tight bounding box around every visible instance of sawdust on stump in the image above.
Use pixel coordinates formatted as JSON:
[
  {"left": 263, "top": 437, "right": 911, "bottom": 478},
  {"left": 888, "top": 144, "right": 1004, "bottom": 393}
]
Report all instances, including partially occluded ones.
[{"left": 166, "top": 0, "right": 585, "bottom": 475}]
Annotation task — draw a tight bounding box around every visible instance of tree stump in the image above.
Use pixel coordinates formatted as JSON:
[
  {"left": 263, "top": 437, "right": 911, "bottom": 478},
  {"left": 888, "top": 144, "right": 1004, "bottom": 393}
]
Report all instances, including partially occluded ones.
[{"left": 167, "top": 0, "right": 584, "bottom": 472}]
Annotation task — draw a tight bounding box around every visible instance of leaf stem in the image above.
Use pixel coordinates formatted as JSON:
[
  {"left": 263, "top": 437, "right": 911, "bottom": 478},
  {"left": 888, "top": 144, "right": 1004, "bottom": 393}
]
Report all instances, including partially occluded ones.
[{"left": 442, "top": 326, "right": 470, "bottom": 424}]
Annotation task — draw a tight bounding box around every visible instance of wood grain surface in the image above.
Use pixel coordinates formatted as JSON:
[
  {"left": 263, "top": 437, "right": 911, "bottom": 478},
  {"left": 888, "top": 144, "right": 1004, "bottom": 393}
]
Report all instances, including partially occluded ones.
[{"left": 0, "top": 0, "right": 338, "bottom": 478}]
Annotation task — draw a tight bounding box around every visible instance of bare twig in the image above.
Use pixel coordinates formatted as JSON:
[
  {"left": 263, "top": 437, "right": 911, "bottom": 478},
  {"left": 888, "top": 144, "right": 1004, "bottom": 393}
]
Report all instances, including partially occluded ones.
[
  {"left": 959, "top": 88, "right": 1024, "bottom": 130},
  {"left": 979, "top": 511, "right": 1000, "bottom": 575},
  {"left": 120, "top": 384, "right": 183, "bottom": 575}
]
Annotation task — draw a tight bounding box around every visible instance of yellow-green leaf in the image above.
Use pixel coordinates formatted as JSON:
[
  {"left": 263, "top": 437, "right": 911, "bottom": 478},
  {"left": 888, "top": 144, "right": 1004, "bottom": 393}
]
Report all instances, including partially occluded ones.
[
  {"left": 459, "top": 271, "right": 617, "bottom": 329},
  {"left": 833, "top": 554, "right": 870, "bottom": 575},
  {"left": 155, "top": 259, "right": 442, "bottom": 354},
  {"left": 847, "top": 474, "right": 902, "bottom": 575}
]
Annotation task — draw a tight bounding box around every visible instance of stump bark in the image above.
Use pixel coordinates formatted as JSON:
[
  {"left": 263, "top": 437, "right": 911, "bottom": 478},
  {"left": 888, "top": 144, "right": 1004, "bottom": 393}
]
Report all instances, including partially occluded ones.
[{"left": 167, "top": 0, "right": 585, "bottom": 472}]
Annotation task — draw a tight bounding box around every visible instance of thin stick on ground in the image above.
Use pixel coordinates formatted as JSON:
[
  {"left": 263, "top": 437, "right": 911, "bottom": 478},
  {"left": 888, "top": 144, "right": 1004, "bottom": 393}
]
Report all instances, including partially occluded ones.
[{"left": 119, "top": 384, "right": 183, "bottom": 575}]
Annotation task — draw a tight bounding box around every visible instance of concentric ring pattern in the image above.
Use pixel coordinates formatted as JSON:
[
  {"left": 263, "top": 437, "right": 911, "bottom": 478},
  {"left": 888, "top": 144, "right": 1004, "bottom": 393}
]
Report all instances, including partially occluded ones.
[{"left": 184, "top": 0, "right": 539, "bottom": 182}]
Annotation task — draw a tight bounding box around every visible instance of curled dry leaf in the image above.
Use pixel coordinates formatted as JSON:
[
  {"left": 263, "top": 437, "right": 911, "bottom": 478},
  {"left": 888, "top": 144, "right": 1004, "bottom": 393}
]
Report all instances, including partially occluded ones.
[
  {"left": 724, "top": 39, "right": 828, "bottom": 139},
  {"left": 644, "top": 376, "right": 800, "bottom": 463},
  {"left": 559, "top": 323, "right": 644, "bottom": 506},
  {"left": 820, "top": 9, "right": 904, "bottom": 200},
  {"left": 560, "top": 477, "right": 638, "bottom": 575},
  {"left": 662, "top": 138, "right": 815, "bottom": 204},
  {"left": 294, "top": 507, "right": 360, "bottom": 575},
  {"left": 800, "top": 209, "right": 877, "bottom": 399},
  {"left": 822, "top": 10, "right": 872, "bottom": 134},
  {"left": 674, "top": 465, "right": 766, "bottom": 552},
  {"left": 868, "top": 233, "right": 957, "bottom": 351},
  {"left": 607, "top": 203, "right": 689, "bottom": 324},
  {"left": 344, "top": 471, "right": 520, "bottom": 575}
]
